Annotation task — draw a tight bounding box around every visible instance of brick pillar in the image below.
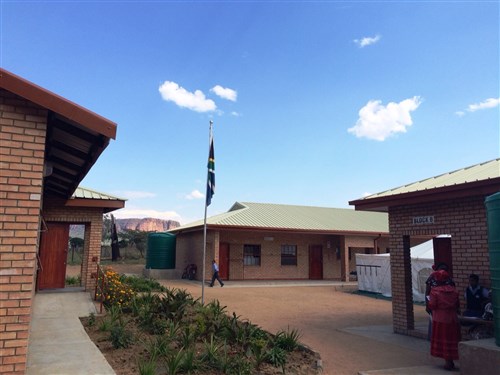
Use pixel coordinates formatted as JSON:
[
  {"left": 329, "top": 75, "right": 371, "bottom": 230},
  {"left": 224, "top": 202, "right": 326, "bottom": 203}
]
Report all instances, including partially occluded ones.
[
  {"left": 213, "top": 230, "right": 220, "bottom": 261},
  {"left": 340, "top": 236, "right": 349, "bottom": 281},
  {"left": 81, "top": 214, "right": 103, "bottom": 292},
  {"left": 391, "top": 234, "right": 415, "bottom": 333},
  {"left": 0, "top": 90, "right": 47, "bottom": 374}
]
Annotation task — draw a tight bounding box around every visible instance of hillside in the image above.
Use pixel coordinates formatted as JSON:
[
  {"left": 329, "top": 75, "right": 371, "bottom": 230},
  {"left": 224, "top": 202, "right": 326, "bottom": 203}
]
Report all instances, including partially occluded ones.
[
  {"left": 69, "top": 218, "right": 180, "bottom": 238},
  {"left": 115, "top": 218, "right": 180, "bottom": 232}
]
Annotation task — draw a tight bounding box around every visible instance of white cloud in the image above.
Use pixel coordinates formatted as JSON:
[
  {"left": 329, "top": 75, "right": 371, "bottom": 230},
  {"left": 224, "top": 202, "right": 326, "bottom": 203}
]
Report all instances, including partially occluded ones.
[
  {"left": 348, "top": 96, "right": 422, "bottom": 141},
  {"left": 185, "top": 189, "right": 204, "bottom": 200},
  {"left": 467, "top": 97, "right": 500, "bottom": 112},
  {"left": 159, "top": 81, "right": 216, "bottom": 112},
  {"left": 210, "top": 85, "right": 237, "bottom": 101},
  {"left": 455, "top": 97, "right": 500, "bottom": 116},
  {"left": 354, "top": 34, "right": 381, "bottom": 48},
  {"left": 112, "top": 208, "right": 181, "bottom": 221},
  {"left": 231, "top": 111, "right": 241, "bottom": 117},
  {"left": 113, "top": 190, "right": 156, "bottom": 199}
]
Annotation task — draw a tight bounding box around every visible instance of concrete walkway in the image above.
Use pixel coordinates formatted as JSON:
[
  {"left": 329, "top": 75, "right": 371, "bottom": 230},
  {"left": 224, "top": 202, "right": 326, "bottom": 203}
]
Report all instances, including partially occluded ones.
[{"left": 27, "top": 290, "right": 115, "bottom": 375}]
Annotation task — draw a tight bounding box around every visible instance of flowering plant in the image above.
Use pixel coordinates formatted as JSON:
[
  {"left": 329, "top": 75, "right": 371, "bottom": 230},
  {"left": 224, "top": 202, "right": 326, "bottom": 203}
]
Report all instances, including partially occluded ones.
[{"left": 98, "top": 268, "right": 136, "bottom": 309}]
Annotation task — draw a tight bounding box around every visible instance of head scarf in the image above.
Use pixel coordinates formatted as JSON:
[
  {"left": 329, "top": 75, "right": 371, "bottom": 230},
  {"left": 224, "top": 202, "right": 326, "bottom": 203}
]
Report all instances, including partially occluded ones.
[{"left": 433, "top": 269, "right": 451, "bottom": 285}]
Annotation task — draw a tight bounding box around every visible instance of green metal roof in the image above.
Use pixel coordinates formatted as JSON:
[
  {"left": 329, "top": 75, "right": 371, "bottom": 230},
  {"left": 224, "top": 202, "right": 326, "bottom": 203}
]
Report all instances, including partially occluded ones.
[
  {"left": 359, "top": 158, "right": 500, "bottom": 200},
  {"left": 72, "top": 186, "right": 126, "bottom": 201},
  {"left": 171, "top": 202, "right": 388, "bottom": 234}
]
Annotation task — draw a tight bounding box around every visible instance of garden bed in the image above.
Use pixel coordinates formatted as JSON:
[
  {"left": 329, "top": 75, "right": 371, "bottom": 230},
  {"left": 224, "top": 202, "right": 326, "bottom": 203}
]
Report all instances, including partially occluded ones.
[{"left": 81, "top": 269, "right": 320, "bottom": 375}]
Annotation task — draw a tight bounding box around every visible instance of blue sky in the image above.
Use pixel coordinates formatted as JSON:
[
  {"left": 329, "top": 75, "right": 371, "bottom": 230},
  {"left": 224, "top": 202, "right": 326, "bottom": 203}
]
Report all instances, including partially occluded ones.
[{"left": 2, "top": 1, "right": 499, "bottom": 224}]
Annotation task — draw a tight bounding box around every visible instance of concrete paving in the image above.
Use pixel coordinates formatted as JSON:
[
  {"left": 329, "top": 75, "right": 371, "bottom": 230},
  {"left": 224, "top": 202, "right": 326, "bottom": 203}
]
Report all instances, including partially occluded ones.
[{"left": 27, "top": 290, "right": 115, "bottom": 375}]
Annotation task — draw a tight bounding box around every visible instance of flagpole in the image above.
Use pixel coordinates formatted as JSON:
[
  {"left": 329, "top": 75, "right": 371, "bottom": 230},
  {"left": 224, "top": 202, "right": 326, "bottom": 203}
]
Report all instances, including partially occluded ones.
[{"left": 201, "top": 120, "right": 213, "bottom": 305}]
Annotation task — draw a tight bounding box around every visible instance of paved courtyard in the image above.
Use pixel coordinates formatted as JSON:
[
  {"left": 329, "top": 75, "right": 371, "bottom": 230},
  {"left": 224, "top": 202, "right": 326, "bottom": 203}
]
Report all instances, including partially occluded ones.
[{"left": 157, "top": 279, "right": 444, "bottom": 375}]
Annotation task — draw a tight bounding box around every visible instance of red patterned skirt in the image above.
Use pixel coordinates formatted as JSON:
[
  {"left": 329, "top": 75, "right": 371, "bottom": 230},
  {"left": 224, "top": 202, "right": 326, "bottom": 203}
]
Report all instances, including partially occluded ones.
[{"left": 430, "top": 320, "right": 461, "bottom": 360}]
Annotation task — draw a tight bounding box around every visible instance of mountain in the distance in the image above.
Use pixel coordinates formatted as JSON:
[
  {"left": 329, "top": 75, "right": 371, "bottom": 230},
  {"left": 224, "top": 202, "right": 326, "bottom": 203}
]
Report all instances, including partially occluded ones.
[{"left": 115, "top": 218, "right": 180, "bottom": 232}]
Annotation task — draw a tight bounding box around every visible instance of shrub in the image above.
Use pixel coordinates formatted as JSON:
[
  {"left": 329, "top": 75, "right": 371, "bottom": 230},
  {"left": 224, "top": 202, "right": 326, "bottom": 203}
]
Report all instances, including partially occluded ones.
[
  {"left": 65, "top": 275, "right": 81, "bottom": 286},
  {"left": 274, "top": 327, "right": 301, "bottom": 352},
  {"left": 120, "top": 275, "right": 166, "bottom": 292},
  {"left": 137, "top": 358, "right": 157, "bottom": 375},
  {"left": 101, "top": 268, "right": 136, "bottom": 309},
  {"left": 144, "top": 335, "right": 172, "bottom": 359},
  {"left": 165, "top": 347, "right": 185, "bottom": 375},
  {"left": 86, "top": 312, "right": 96, "bottom": 327},
  {"left": 109, "top": 323, "right": 133, "bottom": 349},
  {"left": 266, "top": 345, "right": 287, "bottom": 372},
  {"left": 249, "top": 338, "right": 269, "bottom": 370}
]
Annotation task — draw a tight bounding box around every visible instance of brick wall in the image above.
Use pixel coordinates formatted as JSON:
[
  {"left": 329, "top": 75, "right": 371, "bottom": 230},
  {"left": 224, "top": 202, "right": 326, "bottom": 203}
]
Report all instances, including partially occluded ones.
[
  {"left": 389, "top": 195, "right": 490, "bottom": 334},
  {"left": 0, "top": 90, "right": 47, "bottom": 374},
  {"left": 42, "top": 197, "right": 104, "bottom": 291},
  {"left": 175, "top": 229, "right": 385, "bottom": 281},
  {"left": 175, "top": 231, "right": 213, "bottom": 282}
]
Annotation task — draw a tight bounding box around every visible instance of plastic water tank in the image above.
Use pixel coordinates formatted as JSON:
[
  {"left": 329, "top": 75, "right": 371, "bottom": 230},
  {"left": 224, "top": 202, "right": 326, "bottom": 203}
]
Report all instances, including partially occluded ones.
[
  {"left": 485, "top": 192, "right": 500, "bottom": 346},
  {"left": 146, "top": 232, "right": 176, "bottom": 269}
]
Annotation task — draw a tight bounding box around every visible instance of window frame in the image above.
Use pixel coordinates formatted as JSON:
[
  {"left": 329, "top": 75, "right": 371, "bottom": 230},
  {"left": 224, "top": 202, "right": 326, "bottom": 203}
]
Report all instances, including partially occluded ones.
[
  {"left": 243, "top": 244, "right": 261, "bottom": 266},
  {"left": 280, "top": 244, "right": 297, "bottom": 266}
]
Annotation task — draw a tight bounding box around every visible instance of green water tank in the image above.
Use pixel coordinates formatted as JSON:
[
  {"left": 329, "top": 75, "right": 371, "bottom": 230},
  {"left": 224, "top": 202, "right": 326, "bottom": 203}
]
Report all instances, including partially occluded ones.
[
  {"left": 485, "top": 192, "right": 500, "bottom": 346},
  {"left": 146, "top": 232, "right": 176, "bottom": 269}
]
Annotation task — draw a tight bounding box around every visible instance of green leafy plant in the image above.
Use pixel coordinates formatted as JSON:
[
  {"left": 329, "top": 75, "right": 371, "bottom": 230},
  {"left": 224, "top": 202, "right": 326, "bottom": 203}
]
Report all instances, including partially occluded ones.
[
  {"left": 274, "top": 326, "right": 301, "bottom": 352},
  {"left": 65, "top": 275, "right": 81, "bottom": 286},
  {"left": 109, "top": 322, "right": 133, "bottom": 349},
  {"left": 137, "top": 358, "right": 157, "bottom": 375},
  {"left": 224, "top": 354, "right": 252, "bottom": 375},
  {"left": 201, "top": 334, "right": 223, "bottom": 368},
  {"left": 144, "top": 335, "right": 171, "bottom": 359},
  {"left": 165, "top": 347, "right": 185, "bottom": 375},
  {"left": 98, "top": 317, "right": 113, "bottom": 332},
  {"left": 87, "top": 312, "right": 96, "bottom": 327},
  {"left": 266, "top": 345, "right": 287, "bottom": 372},
  {"left": 120, "top": 274, "right": 166, "bottom": 292},
  {"left": 180, "top": 347, "right": 199, "bottom": 373},
  {"left": 248, "top": 337, "right": 269, "bottom": 370},
  {"left": 179, "top": 324, "right": 197, "bottom": 348}
]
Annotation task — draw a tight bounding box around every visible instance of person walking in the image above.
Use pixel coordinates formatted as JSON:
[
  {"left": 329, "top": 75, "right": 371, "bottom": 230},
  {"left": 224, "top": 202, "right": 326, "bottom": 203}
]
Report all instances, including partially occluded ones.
[{"left": 209, "top": 259, "right": 224, "bottom": 287}]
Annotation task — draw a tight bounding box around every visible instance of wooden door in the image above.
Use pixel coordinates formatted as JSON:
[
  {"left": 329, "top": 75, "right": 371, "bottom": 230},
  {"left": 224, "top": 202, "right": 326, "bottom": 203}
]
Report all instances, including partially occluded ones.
[
  {"left": 37, "top": 223, "right": 69, "bottom": 290},
  {"left": 219, "top": 242, "right": 230, "bottom": 280},
  {"left": 433, "top": 237, "right": 453, "bottom": 276},
  {"left": 309, "top": 245, "right": 323, "bottom": 280}
]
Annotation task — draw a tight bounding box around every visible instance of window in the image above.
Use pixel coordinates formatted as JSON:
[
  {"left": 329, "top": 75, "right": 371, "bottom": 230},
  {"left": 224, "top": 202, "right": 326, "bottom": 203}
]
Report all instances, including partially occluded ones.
[
  {"left": 281, "top": 245, "right": 297, "bottom": 266},
  {"left": 243, "top": 244, "right": 261, "bottom": 266}
]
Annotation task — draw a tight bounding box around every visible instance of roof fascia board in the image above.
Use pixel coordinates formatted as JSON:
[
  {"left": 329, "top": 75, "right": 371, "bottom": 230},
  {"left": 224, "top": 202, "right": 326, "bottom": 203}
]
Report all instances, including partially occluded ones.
[
  {"left": 350, "top": 178, "right": 500, "bottom": 212},
  {"left": 172, "top": 224, "right": 389, "bottom": 237},
  {"left": 65, "top": 198, "right": 125, "bottom": 210},
  {"left": 1, "top": 68, "right": 117, "bottom": 139}
]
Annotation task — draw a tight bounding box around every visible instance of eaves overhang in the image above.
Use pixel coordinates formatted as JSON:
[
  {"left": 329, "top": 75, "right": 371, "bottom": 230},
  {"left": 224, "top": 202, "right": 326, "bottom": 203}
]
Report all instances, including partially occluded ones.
[
  {"left": 1, "top": 68, "right": 118, "bottom": 198},
  {"left": 171, "top": 224, "right": 389, "bottom": 237},
  {"left": 349, "top": 177, "right": 500, "bottom": 212}
]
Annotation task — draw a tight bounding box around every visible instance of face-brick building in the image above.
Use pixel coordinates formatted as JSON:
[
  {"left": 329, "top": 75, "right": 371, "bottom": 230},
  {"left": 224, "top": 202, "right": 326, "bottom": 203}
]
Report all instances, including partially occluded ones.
[
  {"left": 350, "top": 159, "right": 500, "bottom": 337},
  {"left": 170, "top": 201, "right": 390, "bottom": 283},
  {"left": 0, "top": 69, "right": 124, "bottom": 374}
]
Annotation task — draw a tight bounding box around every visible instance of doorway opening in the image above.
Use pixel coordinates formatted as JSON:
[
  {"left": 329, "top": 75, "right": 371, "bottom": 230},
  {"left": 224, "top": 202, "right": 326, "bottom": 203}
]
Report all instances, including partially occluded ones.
[
  {"left": 406, "top": 234, "right": 452, "bottom": 336},
  {"left": 67, "top": 224, "right": 86, "bottom": 288}
]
